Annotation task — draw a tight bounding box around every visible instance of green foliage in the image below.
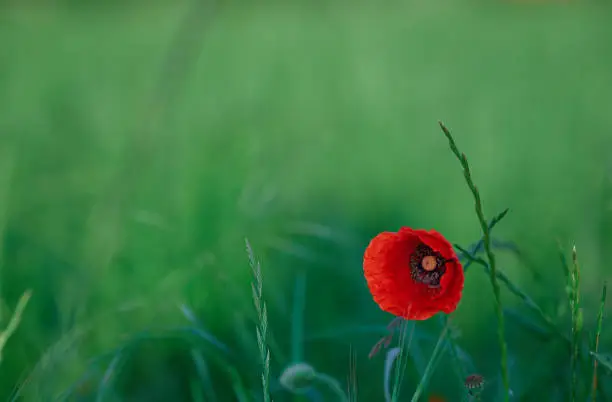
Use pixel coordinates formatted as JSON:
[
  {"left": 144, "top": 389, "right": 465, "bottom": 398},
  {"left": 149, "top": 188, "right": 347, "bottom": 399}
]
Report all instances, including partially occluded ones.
[{"left": 1, "top": 1, "right": 612, "bottom": 401}]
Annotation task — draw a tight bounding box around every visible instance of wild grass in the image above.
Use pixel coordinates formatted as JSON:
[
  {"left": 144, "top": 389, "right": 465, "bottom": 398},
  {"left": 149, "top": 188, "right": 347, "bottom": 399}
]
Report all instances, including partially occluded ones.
[
  {"left": 240, "top": 121, "right": 612, "bottom": 402},
  {"left": 246, "top": 239, "right": 272, "bottom": 402},
  {"left": 2, "top": 2, "right": 612, "bottom": 401},
  {"left": 570, "top": 247, "right": 583, "bottom": 402},
  {"left": 4, "top": 131, "right": 612, "bottom": 400},
  {"left": 439, "top": 122, "right": 509, "bottom": 401}
]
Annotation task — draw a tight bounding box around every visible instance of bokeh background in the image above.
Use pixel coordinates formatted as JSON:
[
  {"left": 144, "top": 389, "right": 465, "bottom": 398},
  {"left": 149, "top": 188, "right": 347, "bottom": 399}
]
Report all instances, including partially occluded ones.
[{"left": 1, "top": 0, "right": 612, "bottom": 401}]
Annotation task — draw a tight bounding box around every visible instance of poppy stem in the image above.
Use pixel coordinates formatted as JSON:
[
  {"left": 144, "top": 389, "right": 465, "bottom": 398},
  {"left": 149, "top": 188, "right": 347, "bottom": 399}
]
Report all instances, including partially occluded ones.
[
  {"left": 409, "top": 317, "right": 452, "bottom": 402},
  {"left": 438, "top": 121, "right": 510, "bottom": 402}
]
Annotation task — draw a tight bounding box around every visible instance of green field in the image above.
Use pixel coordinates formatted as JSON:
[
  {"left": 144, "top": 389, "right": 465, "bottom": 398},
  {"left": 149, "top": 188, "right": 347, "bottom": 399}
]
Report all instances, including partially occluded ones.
[{"left": 1, "top": 1, "right": 612, "bottom": 401}]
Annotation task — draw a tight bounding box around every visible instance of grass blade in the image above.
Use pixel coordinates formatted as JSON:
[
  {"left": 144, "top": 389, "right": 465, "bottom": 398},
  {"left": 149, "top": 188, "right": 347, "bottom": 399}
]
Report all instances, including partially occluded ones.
[
  {"left": 0, "top": 289, "right": 32, "bottom": 364},
  {"left": 590, "top": 353, "right": 612, "bottom": 374},
  {"left": 504, "top": 308, "right": 551, "bottom": 341},
  {"left": 456, "top": 245, "right": 564, "bottom": 342},
  {"left": 95, "top": 350, "right": 123, "bottom": 402},
  {"left": 178, "top": 303, "right": 233, "bottom": 355},
  {"left": 570, "top": 246, "right": 582, "bottom": 402},
  {"left": 557, "top": 240, "right": 571, "bottom": 282},
  {"left": 460, "top": 208, "right": 510, "bottom": 274},
  {"left": 591, "top": 282, "right": 607, "bottom": 402},
  {"left": 190, "top": 349, "right": 218, "bottom": 402},
  {"left": 439, "top": 121, "right": 509, "bottom": 401}
]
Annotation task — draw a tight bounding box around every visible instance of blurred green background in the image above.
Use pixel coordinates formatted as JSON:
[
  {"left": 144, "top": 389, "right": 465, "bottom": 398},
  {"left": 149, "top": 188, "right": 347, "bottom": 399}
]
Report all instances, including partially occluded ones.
[{"left": 1, "top": 0, "right": 612, "bottom": 401}]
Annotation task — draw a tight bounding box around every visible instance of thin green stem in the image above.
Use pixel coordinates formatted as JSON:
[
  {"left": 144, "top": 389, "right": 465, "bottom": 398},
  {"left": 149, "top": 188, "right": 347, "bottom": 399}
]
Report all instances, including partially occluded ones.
[
  {"left": 570, "top": 246, "right": 582, "bottom": 402},
  {"left": 439, "top": 121, "right": 509, "bottom": 401},
  {"left": 410, "top": 318, "right": 452, "bottom": 402},
  {"left": 461, "top": 208, "right": 509, "bottom": 274},
  {"left": 245, "top": 239, "right": 272, "bottom": 402},
  {"left": 591, "top": 282, "right": 607, "bottom": 402},
  {"left": 0, "top": 290, "right": 32, "bottom": 364}
]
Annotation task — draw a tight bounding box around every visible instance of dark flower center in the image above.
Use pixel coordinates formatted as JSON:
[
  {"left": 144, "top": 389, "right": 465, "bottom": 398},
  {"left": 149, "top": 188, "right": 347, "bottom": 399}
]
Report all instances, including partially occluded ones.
[{"left": 409, "top": 243, "right": 449, "bottom": 289}]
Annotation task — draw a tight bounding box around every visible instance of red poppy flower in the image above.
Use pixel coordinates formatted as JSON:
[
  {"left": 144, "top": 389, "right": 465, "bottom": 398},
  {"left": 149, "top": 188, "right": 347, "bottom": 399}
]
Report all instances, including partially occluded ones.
[{"left": 363, "top": 227, "right": 464, "bottom": 320}]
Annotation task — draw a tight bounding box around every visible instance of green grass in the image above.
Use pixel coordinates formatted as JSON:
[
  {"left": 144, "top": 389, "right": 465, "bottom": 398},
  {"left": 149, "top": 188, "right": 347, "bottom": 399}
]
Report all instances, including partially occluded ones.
[{"left": 1, "top": 1, "right": 612, "bottom": 400}]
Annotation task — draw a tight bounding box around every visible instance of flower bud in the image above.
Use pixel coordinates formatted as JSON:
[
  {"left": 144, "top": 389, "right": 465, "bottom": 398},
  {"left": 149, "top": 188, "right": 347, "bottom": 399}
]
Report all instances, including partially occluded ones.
[{"left": 279, "top": 362, "right": 317, "bottom": 394}]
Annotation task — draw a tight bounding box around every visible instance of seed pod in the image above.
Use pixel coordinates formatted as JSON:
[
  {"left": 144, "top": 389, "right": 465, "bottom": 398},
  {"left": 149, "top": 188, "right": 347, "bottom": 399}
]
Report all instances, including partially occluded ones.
[{"left": 464, "top": 374, "right": 485, "bottom": 394}]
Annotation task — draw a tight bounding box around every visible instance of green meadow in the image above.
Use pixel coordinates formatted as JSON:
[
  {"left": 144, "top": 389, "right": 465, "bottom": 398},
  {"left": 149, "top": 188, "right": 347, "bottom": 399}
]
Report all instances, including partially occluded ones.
[{"left": 1, "top": 1, "right": 612, "bottom": 400}]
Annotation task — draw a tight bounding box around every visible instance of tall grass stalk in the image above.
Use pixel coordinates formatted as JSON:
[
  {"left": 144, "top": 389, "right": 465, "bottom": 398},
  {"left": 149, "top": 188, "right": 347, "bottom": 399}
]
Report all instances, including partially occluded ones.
[
  {"left": 439, "top": 121, "right": 509, "bottom": 401},
  {"left": 245, "top": 239, "right": 272, "bottom": 402},
  {"left": 570, "top": 245, "right": 582, "bottom": 402},
  {"left": 0, "top": 289, "right": 32, "bottom": 365},
  {"left": 591, "top": 282, "right": 607, "bottom": 402}
]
